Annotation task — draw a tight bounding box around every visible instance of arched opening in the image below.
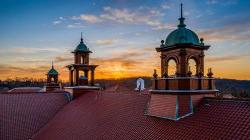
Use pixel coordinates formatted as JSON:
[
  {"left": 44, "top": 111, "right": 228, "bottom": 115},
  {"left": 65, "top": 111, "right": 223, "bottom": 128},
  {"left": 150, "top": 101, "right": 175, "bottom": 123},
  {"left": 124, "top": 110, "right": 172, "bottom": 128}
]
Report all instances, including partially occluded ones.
[
  {"left": 79, "top": 71, "right": 85, "bottom": 77},
  {"left": 167, "top": 59, "right": 177, "bottom": 77},
  {"left": 188, "top": 58, "right": 198, "bottom": 76},
  {"left": 51, "top": 77, "right": 55, "bottom": 82},
  {"left": 81, "top": 56, "right": 85, "bottom": 64}
]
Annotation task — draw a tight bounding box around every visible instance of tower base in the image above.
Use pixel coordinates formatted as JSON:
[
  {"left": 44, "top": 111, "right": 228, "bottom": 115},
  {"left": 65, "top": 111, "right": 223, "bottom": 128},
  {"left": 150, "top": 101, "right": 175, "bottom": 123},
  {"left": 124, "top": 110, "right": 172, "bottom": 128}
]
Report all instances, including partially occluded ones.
[
  {"left": 64, "top": 86, "right": 101, "bottom": 98},
  {"left": 45, "top": 83, "right": 60, "bottom": 92},
  {"left": 146, "top": 89, "right": 218, "bottom": 120}
]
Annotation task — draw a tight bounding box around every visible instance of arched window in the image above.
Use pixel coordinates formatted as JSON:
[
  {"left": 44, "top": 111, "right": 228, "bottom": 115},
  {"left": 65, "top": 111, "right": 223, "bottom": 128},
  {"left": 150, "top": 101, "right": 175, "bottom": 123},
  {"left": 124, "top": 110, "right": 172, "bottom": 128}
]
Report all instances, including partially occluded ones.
[
  {"left": 79, "top": 71, "right": 84, "bottom": 77},
  {"left": 81, "top": 56, "right": 85, "bottom": 64},
  {"left": 51, "top": 77, "right": 55, "bottom": 82},
  {"left": 188, "top": 58, "right": 198, "bottom": 76},
  {"left": 167, "top": 59, "right": 177, "bottom": 77}
]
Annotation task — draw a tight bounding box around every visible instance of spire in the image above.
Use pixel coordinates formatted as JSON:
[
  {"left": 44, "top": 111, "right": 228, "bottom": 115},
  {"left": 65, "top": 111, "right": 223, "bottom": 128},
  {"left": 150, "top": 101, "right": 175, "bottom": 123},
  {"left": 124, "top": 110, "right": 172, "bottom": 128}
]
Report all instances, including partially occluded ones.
[
  {"left": 178, "top": 3, "right": 186, "bottom": 28},
  {"left": 80, "top": 32, "right": 83, "bottom": 43},
  {"left": 52, "top": 61, "right": 54, "bottom": 69},
  {"left": 181, "top": 3, "right": 183, "bottom": 18}
]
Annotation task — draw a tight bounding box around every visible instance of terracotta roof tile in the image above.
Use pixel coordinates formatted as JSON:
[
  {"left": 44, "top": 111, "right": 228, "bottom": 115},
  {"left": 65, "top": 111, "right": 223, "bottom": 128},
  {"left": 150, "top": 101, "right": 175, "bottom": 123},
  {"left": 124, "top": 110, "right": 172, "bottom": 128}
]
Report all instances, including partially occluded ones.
[
  {"left": 0, "top": 93, "right": 70, "bottom": 140},
  {"left": 32, "top": 92, "right": 250, "bottom": 140}
]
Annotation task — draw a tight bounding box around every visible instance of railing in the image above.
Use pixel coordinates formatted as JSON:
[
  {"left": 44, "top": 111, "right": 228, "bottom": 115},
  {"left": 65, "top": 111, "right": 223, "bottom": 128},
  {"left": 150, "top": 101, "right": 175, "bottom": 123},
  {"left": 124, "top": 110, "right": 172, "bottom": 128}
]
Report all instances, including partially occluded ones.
[{"left": 152, "top": 77, "right": 215, "bottom": 90}]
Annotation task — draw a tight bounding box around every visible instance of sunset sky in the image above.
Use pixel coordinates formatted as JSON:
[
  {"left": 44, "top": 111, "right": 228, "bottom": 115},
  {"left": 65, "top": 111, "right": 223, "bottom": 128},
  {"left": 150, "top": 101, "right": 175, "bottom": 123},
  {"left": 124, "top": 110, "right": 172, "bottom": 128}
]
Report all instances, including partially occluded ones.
[{"left": 0, "top": 0, "right": 250, "bottom": 81}]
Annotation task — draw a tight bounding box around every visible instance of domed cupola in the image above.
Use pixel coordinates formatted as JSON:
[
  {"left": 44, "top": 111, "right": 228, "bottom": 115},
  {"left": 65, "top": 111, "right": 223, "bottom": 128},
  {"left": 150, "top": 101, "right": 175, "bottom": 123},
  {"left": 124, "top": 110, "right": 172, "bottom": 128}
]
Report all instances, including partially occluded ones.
[
  {"left": 47, "top": 62, "right": 58, "bottom": 75},
  {"left": 46, "top": 61, "right": 60, "bottom": 91},
  {"left": 164, "top": 4, "right": 200, "bottom": 47},
  {"left": 74, "top": 33, "right": 90, "bottom": 53}
]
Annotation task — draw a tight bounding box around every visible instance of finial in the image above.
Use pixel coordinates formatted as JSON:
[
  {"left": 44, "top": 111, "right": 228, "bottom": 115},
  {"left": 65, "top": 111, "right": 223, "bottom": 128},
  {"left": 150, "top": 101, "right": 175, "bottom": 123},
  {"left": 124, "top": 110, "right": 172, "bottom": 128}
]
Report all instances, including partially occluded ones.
[
  {"left": 160, "top": 40, "right": 165, "bottom": 47},
  {"left": 161, "top": 40, "right": 164, "bottom": 44},
  {"left": 207, "top": 68, "right": 213, "bottom": 78},
  {"left": 80, "top": 32, "right": 83, "bottom": 43},
  {"left": 178, "top": 3, "right": 186, "bottom": 28},
  {"left": 181, "top": 3, "right": 183, "bottom": 18},
  {"left": 153, "top": 69, "right": 158, "bottom": 78},
  {"left": 52, "top": 61, "right": 54, "bottom": 69},
  {"left": 200, "top": 38, "right": 204, "bottom": 45}
]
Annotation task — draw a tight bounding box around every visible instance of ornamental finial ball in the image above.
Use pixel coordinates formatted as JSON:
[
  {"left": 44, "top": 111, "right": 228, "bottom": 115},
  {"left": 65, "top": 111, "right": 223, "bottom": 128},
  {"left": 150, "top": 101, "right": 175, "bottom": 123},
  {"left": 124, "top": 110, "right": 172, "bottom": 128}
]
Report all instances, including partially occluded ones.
[{"left": 200, "top": 38, "right": 204, "bottom": 43}]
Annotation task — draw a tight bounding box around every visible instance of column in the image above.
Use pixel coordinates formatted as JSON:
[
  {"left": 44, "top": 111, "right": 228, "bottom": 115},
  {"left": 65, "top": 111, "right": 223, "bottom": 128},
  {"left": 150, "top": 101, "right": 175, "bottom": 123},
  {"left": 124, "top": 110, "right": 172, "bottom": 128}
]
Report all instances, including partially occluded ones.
[
  {"left": 195, "top": 62, "right": 199, "bottom": 76},
  {"left": 160, "top": 54, "right": 166, "bottom": 77},
  {"left": 47, "top": 75, "right": 50, "bottom": 83},
  {"left": 75, "top": 69, "right": 79, "bottom": 86},
  {"left": 165, "top": 64, "right": 168, "bottom": 76},
  {"left": 84, "top": 70, "right": 88, "bottom": 78},
  {"left": 90, "top": 69, "right": 94, "bottom": 86},
  {"left": 69, "top": 70, "right": 74, "bottom": 86},
  {"left": 179, "top": 49, "right": 187, "bottom": 77},
  {"left": 200, "top": 51, "right": 205, "bottom": 76}
]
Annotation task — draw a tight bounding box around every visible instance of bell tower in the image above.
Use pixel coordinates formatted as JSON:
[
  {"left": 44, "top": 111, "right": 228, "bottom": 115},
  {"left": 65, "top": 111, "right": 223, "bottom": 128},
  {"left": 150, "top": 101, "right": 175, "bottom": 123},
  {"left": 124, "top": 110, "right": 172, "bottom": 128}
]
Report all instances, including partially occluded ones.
[
  {"left": 147, "top": 4, "right": 218, "bottom": 121},
  {"left": 66, "top": 33, "right": 98, "bottom": 86},
  {"left": 46, "top": 62, "right": 60, "bottom": 92}
]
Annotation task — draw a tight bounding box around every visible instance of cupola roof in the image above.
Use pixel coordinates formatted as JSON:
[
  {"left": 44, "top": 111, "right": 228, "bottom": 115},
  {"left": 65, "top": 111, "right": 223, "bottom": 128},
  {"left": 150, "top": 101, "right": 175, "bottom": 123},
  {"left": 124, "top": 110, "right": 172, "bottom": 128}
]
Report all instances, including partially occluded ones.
[
  {"left": 47, "top": 62, "right": 58, "bottom": 75},
  {"left": 164, "top": 4, "right": 201, "bottom": 47},
  {"left": 74, "top": 33, "right": 91, "bottom": 53}
]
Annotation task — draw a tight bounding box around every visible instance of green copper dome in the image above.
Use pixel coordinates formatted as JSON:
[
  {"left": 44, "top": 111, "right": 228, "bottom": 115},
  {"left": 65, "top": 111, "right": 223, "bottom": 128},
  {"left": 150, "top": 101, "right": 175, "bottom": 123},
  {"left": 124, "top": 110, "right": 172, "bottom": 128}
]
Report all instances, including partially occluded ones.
[
  {"left": 165, "top": 28, "right": 200, "bottom": 46},
  {"left": 164, "top": 4, "right": 200, "bottom": 47},
  {"left": 75, "top": 38, "right": 89, "bottom": 52},
  {"left": 47, "top": 63, "right": 58, "bottom": 75},
  {"left": 48, "top": 68, "right": 58, "bottom": 75},
  {"left": 74, "top": 33, "right": 90, "bottom": 52}
]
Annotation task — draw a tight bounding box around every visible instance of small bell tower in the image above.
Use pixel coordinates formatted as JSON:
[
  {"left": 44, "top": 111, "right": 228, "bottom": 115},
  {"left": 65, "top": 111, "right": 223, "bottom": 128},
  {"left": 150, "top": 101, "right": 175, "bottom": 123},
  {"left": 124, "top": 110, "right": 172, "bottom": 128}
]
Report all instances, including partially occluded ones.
[
  {"left": 46, "top": 62, "right": 60, "bottom": 92},
  {"left": 66, "top": 33, "right": 98, "bottom": 86},
  {"left": 147, "top": 4, "right": 218, "bottom": 121}
]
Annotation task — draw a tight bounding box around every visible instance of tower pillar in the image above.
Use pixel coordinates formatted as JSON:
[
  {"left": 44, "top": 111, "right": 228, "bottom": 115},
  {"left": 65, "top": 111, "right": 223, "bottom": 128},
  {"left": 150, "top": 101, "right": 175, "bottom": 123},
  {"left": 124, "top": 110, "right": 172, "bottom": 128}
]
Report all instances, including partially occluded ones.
[
  {"left": 69, "top": 70, "right": 74, "bottom": 86},
  {"left": 90, "top": 69, "right": 95, "bottom": 86},
  {"left": 75, "top": 69, "right": 79, "bottom": 86}
]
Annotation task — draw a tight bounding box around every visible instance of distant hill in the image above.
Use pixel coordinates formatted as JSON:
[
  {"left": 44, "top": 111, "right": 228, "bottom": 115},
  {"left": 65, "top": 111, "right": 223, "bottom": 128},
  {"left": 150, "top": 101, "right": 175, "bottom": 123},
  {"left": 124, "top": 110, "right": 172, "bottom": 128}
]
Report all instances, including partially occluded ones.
[{"left": 215, "top": 78, "right": 250, "bottom": 97}]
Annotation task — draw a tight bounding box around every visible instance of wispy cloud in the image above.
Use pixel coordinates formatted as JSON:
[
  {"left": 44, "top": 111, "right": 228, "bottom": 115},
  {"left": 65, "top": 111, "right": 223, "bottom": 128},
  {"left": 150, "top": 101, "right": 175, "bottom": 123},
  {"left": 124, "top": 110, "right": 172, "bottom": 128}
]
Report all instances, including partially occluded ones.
[
  {"left": 71, "top": 6, "right": 174, "bottom": 30},
  {"left": 161, "top": 2, "right": 173, "bottom": 9},
  {"left": 0, "top": 47, "right": 62, "bottom": 55},
  {"left": 95, "top": 39, "right": 119, "bottom": 46},
  {"left": 207, "top": 54, "right": 250, "bottom": 62},
  {"left": 0, "top": 64, "right": 50, "bottom": 79},
  {"left": 75, "top": 14, "right": 103, "bottom": 23},
  {"left": 52, "top": 16, "right": 66, "bottom": 25},
  {"left": 198, "top": 18, "right": 250, "bottom": 41},
  {"left": 53, "top": 20, "right": 62, "bottom": 25},
  {"left": 67, "top": 23, "right": 85, "bottom": 28},
  {"left": 206, "top": 0, "right": 238, "bottom": 5},
  {"left": 55, "top": 56, "right": 72, "bottom": 63}
]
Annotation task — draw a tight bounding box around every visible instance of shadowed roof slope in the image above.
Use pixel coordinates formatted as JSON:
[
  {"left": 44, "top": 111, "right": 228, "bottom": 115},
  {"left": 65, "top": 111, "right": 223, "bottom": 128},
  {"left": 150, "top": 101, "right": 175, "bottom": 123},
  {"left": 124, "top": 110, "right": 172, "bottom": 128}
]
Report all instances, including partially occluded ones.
[
  {"left": 8, "top": 87, "right": 42, "bottom": 93},
  {"left": 0, "top": 93, "right": 70, "bottom": 140},
  {"left": 33, "top": 92, "right": 250, "bottom": 140}
]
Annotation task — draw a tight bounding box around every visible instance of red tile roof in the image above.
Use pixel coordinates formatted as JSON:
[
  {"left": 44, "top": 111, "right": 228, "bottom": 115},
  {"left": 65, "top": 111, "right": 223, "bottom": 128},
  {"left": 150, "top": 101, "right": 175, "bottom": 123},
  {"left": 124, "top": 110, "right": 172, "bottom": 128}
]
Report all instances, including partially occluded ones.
[
  {"left": 33, "top": 92, "right": 250, "bottom": 140},
  {"left": 0, "top": 93, "right": 70, "bottom": 140}
]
